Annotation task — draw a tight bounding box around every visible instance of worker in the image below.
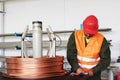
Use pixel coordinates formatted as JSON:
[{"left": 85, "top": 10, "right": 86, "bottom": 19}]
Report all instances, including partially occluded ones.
[{"left": 67, "top": 15, "right": 111, "bottom": 80}]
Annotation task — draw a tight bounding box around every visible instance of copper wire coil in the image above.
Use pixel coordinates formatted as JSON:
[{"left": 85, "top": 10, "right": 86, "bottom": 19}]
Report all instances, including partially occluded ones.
[
  {"left": 6, "top": 61, "right": 63, "bottom": 69},
  {"left": 3, "top": 72, "right": 65, "bottom": 79},
  {"left": 6, "top": 56, "right": 63, "bottom": 63},
  {"left": 6, "top": 65, "right": 64, "bottom": 74},
  {"left": 4, "top": 56, "right": 66, "bottom": 79}
]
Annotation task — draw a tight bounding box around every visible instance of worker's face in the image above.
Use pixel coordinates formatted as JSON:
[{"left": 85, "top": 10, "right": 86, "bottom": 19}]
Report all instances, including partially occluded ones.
[{"left": 84, "top": 33, "right": 94, "bottom": 39}]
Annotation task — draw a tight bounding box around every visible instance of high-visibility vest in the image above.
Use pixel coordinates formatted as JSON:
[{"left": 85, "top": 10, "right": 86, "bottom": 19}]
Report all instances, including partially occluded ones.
[{"left": 75, "top": 30, "right": 104, "bottom": 71}]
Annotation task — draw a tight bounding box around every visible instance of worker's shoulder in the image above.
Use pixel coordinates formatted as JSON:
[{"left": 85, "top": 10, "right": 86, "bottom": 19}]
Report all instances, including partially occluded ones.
[{"left": 74, "top": 30, "right": 84, "bottom": 34}]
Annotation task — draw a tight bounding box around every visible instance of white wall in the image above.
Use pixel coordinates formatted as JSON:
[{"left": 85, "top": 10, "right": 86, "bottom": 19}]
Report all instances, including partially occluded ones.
[{"left": 0, "top": 0, "right": 120, "bottom": 60}]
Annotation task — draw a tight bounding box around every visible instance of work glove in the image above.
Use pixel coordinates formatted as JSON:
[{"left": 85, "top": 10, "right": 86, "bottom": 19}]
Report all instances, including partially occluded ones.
[
  {"left": 70, "top": 67, "right": 84, "bottom": 76},
  {"left": 87, "top": 69, "right": 94, "bottom": 76},
  {"left": 76, "top": 67, "right": 85, "bottom": 75},
  {"left": 77, "top": 68, "right": 94, "bottom": 76}
]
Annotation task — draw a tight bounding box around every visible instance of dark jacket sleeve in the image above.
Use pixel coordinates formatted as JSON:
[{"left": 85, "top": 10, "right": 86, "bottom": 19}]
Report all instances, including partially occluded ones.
[
  {"left": 67, "top": 32, "right": 79, "bottom": 72},
  {"left": 92, "top": 37, "right": 111, "bottom": 74}
]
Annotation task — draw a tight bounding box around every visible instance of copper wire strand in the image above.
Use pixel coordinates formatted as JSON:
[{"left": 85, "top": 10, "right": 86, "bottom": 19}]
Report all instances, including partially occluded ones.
[{"left": 4, "top": 56, "right": 66, "bottom": 79}]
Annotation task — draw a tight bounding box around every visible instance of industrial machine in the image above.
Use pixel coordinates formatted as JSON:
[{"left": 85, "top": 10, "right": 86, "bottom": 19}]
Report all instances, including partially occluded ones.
[{"left": 3, "top": 21, "right": 65, "bottom": 79}]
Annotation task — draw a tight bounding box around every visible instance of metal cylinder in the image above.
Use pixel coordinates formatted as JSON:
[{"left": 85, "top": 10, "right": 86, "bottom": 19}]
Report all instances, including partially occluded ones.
[{"left": 32, "top": 21, "right": 42, "bottom": 58}]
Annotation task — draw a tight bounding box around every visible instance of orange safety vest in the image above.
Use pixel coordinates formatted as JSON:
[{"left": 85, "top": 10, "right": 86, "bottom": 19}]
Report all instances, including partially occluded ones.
[{"left": 75, "top": 30, "right": 104, "bottom": 71}]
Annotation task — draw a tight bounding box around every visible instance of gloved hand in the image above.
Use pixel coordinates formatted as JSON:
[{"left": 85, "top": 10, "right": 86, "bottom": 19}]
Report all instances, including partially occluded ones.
[
  {"left": 76, "top": 68, "right": 94, "bottom": 76},
  {"left": 76, "top": 67, "right": 85, "bottom": 75},
  {"left": 87, "top": 69, "right": 94, "bottom": 76},
  {"left": 70, "top": 68, "right": 94, "bottom": 77},
  {"left": 70, "top": 68, "right": 85, "bottom": 76}
]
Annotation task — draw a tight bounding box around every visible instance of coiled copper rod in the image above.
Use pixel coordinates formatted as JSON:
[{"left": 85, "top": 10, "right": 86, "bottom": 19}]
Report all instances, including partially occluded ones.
[{"left": 4, "top": 56, "right": 66, "bottom": 79}]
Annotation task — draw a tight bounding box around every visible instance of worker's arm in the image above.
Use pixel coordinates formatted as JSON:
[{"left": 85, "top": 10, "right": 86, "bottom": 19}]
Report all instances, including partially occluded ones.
[
  {"left": 92, "top": 38, "right": 111, "bottom": 74},
  {"left": 67, "top": 32, "right": 79, "bottom": 72}
]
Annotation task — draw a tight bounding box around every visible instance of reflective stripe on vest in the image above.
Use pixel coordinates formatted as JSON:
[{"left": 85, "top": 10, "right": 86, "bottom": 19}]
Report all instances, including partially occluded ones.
[{"left": 75, "top": 30, "right": 104, "bottom": 71}]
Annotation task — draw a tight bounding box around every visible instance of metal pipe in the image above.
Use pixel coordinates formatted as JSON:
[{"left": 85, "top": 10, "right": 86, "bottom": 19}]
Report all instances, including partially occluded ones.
[
  {"left": 0, "top": 28, "right": 112, "bottom": 37},
  {"left": 0, "top": 1, "right": 5, "bottom": 69},
  {"left": 21, "top": 26, "right": 29, "bottom": 58},
  {"left": 32, "top": 21, "right": 42, "bottom": 58},
  {"left": 46, "top": 27, "right": 56, "bottom": 57}
]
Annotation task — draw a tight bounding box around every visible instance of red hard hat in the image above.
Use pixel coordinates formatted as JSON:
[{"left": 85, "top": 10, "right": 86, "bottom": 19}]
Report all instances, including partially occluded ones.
[{"left": 83, "top": 15, "right": 98, "bottom": 34}]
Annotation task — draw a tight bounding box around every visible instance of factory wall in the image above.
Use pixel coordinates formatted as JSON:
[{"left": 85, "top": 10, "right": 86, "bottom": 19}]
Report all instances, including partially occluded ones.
[{"left": 0, "top": 0, "right": 120, "bottom": 61}]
